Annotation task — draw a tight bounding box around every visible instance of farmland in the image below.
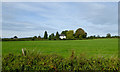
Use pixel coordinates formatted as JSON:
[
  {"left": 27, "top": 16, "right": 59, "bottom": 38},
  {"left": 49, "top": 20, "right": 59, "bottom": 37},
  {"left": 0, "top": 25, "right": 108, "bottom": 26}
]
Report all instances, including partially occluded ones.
[{"left": 2, "top": 38, "right": 118, "bottom": 58}]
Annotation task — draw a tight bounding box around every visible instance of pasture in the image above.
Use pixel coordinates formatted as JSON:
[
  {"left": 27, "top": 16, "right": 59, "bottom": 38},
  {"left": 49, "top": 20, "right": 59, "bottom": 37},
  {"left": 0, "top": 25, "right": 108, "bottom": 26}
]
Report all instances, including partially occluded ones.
[{"left": 2, "top": 38, "right": 118, "bottom": 58}]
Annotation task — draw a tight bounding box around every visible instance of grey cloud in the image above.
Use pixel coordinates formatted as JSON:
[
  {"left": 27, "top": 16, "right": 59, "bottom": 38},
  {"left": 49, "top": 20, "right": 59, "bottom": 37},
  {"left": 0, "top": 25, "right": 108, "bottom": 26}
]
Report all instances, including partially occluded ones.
[
  {"left": 2, "top": 2, "right": 118, "bottom": 37},
  {"left": 2, "top": 21, "right": 57, "bottom": 32},
  {"left": 80, "top": 3, "right": 118, "bottom": 25}
]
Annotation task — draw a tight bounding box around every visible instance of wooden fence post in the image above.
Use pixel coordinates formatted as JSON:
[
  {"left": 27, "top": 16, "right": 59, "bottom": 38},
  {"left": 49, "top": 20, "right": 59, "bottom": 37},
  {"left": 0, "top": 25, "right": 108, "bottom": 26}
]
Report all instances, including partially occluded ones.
[{"left": 22, "top": 48, "right": 25, "bottom": 56}]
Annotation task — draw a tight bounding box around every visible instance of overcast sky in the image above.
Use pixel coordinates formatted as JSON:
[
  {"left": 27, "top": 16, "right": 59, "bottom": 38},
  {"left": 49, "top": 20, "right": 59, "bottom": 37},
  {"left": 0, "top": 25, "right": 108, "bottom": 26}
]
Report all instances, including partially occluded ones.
[{"left": 2, "top": 2, "right": 118, "bottom": 38}]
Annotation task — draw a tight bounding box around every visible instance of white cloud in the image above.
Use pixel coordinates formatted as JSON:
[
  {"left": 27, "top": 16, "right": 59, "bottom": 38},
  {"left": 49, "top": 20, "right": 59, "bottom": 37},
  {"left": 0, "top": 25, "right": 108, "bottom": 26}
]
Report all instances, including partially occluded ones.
[{"left": 2, "top": 2, "right": 118, "bottom": 37}]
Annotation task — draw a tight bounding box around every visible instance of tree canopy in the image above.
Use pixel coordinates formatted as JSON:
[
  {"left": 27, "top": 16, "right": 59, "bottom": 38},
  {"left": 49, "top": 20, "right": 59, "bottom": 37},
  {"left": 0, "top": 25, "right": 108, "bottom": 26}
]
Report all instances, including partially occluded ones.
[
  {"left": 106, "top": 33, "right": 111, "bottom": 38},
  {"left": 38, "top": 36, "right": 41, "bottom": 39},
  {"left": 51, "top": 33, "right": 55, "bottom": 40},
  {"left": 75, "top": 28, "right": 87, "bottom": 39},
  {"left": 61, "top": 30, "right": 68, "bottom": 36},
  {"left": 14, "top": 36, "right": 18, "bottom": 39},
  {"left": 66, "top": 30, "right": 74, "bottom": 40}
]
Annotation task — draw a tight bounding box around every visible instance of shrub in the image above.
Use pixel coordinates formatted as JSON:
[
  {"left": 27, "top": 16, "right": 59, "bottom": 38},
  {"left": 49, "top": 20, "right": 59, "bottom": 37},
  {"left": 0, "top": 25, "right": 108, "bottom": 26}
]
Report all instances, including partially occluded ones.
[{"left": 2, "top": 51, "right": 120, "bottom": 71}]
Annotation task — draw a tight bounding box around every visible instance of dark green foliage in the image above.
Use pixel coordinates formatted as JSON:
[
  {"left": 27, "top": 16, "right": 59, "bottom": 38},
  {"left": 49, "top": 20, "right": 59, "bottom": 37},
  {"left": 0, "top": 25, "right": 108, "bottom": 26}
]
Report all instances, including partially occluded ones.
[
  {"left": 32, "top": 36, "right": 37, "bottom": 41},
  {"left": 49, "top": 33, "right": 56, "bottom": 40},
  {"left": 55, "top": 31, "right": 59, "bottom": 40},
  {"left": 87, "top": 35, "right": 96, "bottom": 39},
  {"left": 111, "top": 36, "right": 119, "bottom": 38},
  {"left": 66, "top": 30, "right": 74, "bottom": 40},
  {"left": 49, "top": 35, "right": 52, "bottom": 40},
  {"left": 44, "top": 31, "right": 48, "bottom": 39},
  {"left": 51, "top": 33, "right": 55, "bottom": 40},
  {"left": 14, "top": 36, "right": 18, "bottom": 39},
  {"left": 2, "top": 51, "right": 120, "bottom": 71},
  {"left": 82, "top": 33, "right": 87, "bottom": 38},
  {"left": 75, "top": 28, "right": 87, "bottom": 39},
  {"left": 38, "top": 36, "right": 41, "bottom": 39},
  {"left": 2, "top": 28, "right": 120, "bottom": 41},
  {"left": 79, "top": 35, "right": 83, "bottom": 40},
  {"left": 106, "top": 33, "right": 111, "bottom": 38},
  {"left": 33, "top": 36, "right": 37, "bottom": 38},
  {"left": 2, "top": 27, "right": 120, "bottom": 41},
  {"left": 61, "top": 30, "right": 68, "bottom": 36}
]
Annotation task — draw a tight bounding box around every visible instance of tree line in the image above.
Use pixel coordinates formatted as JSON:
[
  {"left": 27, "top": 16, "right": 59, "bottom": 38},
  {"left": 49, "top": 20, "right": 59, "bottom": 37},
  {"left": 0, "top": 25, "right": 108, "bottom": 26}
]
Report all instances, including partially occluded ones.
[
  {"left": 2, "top": 28, "right": 119, "bottom": 41},
  {"left": 43, "top": 28, "right": 87, "bottom": 40}
]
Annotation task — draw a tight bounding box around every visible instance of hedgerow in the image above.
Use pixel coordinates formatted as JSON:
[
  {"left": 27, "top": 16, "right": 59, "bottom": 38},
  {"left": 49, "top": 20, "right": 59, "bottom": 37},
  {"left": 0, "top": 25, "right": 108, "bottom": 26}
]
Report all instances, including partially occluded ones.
[{"left": 2, "top": 51, "right": 120, "bottom": 71}]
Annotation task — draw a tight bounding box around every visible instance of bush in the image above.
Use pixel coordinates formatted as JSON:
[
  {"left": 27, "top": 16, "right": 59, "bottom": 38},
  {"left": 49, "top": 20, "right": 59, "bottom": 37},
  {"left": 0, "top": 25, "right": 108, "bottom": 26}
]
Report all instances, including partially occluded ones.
[{"left": 2, "top": 51, "right": 120, "bottom": 71}]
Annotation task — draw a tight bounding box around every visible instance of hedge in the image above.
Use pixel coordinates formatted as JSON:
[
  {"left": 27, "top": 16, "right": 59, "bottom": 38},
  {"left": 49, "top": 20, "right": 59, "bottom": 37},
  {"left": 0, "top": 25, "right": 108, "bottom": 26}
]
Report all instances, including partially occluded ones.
[{"left": 2, "top": 51, "right": 120, "bottom": 71}]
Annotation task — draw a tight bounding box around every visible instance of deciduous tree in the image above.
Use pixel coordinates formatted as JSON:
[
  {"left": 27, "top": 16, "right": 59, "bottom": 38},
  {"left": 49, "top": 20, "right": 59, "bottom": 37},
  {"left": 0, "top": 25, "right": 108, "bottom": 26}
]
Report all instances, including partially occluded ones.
[
  {"left": 75, "top": 28, "right": 87, "bottom": 39},
  {"left": 106, "top": 33, "right": 111, "bottom": 38},
  {"left": 66, "top": 30, "right": 74, "bottom": 40},
  {"left": 61, "top": 30, "right": 68, "bottom": 36}
]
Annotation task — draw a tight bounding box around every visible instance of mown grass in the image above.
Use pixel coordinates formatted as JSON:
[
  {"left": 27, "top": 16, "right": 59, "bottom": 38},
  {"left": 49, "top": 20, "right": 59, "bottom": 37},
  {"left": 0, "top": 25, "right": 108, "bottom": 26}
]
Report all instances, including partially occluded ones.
[{"left": 2, "top": 38, "right": 118, "bottom": 58}]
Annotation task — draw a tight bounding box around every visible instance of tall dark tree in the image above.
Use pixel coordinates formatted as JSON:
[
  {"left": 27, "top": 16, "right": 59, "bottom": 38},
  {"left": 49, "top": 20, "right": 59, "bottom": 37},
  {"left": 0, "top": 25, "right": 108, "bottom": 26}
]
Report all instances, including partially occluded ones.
[
  {"left": 14, "top": 36, "right": 18, "bottom": 39},
  {"left": 56, "top": 31, "right": 59, "bottom": 40},
  {"left": 44, "top": 31, "right": 48, "bottom": 39}
]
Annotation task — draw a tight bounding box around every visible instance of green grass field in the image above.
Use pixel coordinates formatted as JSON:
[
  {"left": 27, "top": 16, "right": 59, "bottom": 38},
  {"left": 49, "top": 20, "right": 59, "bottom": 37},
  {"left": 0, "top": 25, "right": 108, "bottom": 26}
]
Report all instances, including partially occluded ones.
[{"left": 2, "top": 38, "right": 118, "bottom": 58}]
